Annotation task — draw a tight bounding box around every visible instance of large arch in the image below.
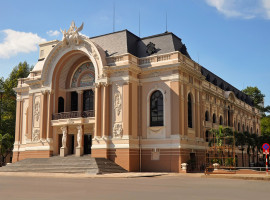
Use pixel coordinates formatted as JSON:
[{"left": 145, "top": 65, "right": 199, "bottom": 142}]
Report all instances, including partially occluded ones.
[{"left": 41, "top": 37, "right": 107, "bottom": 88}]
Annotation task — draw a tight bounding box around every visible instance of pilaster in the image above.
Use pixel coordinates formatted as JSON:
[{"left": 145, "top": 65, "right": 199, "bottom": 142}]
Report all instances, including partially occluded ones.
[
  {"left": 40, "top": 91, "right": 48, "bottom": 139},
  {"left": 94, "top": 84, "right": 101, "bottom": 137}
]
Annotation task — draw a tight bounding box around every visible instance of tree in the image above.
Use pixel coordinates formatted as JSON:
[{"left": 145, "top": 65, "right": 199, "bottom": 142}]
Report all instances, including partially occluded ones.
[
  {"left": 242, "top": 86, "right": 270, "bottom": 114},
  {"left": 261, "top": 116, "right": 270, "bottom": 136},
  {"left": 0, "top": 62, "right": 31, "bottom": 165},
  {"left": 0, "top": 133, "right": 13, "bottom": 166}
]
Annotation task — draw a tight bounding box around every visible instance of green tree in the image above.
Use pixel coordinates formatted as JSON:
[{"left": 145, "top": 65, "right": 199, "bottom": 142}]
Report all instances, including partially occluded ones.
[
  {"left": 0, "top": 61, "right": 31, "bottom": 165},
  {"left": 242, "top": 86, "right": 270, "bottom": 114},
  {"left": 261, "top": 116, "right": 270, "bottom": 136},
  {"left": 0, "top": 133, "right": 13, "bottom": 166}
]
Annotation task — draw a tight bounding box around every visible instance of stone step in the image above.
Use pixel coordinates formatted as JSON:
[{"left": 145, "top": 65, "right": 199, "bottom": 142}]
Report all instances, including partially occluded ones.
[{"left": 0, "top": 156, "right": 127, "bottom": 174}]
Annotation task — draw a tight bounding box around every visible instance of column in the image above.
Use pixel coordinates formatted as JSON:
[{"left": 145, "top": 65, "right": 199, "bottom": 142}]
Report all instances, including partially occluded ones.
[
  {"left": 27, "top": 94, "right": 33, "bottom": 140},
  {"left": 60, "top": 126, "right": 68, "bottom": 157},
  {"left": 196, "top": 90, "right": 200, "bottom": 138},
  {"left": 46, "top": 90, "right": 54, "bottom": 139},
  {"left": 14, "top": 98, "right": 23, "bottom": 144},
  {"left": 180, "top": 83, "right": 185, "bottom": 135},
  {"left": 40, "top": 91, "right": 47, "bottom": 139},
  {"left": 94, "top": 84, "right": 101, "bottom": 137},
  {"left": 170, "top": 81, "right": 180, "bottom": 135},
  {"left": 102, "top": 84, "right": 110, "bottom": 137},
  {"left": 183, "top": 84, "right": 188, "bottom": 135},
  {"left": 123, "top": 82, "right": 132, "bottom": 136},
  {"left": 77, "top": 90, "right": 83, "bottom": 113},
  {"left": 13, "top": 98, "right": 23, "bottom": 162}
]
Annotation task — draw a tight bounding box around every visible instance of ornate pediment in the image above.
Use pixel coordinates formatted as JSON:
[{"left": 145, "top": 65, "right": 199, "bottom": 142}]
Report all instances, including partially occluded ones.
[{"left": 60, "top": 21, "right": 84, "bottom": 45}]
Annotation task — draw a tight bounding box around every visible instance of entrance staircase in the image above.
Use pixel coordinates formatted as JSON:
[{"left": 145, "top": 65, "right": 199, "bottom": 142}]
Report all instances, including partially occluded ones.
[{"left": 0, "top": 156, "right": 127, "bottom": 174}]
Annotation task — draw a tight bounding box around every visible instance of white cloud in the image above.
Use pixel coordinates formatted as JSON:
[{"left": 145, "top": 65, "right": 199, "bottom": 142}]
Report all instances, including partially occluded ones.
[
  {"left": 205, "top": 0, "right": 264, "bottom": 19},
  {"left": 206, "top": 0, "right": 242, "bottom": 17},
  {"left": 47, "top": 30, "right": 60, "bottom": 37},
  {"left": 0, "top": 29, "right": 46, "bottom": 59},
  {"left": 262, "top": 0, "right": 270, "bottom": 19}
]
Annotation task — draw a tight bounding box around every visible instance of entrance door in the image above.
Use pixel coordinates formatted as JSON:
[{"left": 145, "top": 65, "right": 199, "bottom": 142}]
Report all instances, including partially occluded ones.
[
  {"left": 190, "top": 153, "right": 196, "bottom": 171},
  {"left": 71, "top": 135, "right": 75, "bottom": 154},
  {"left": 84, "top": 135, "right": 92, "bottom": 154},
  {"left": 58, "top": 134, "right": 62, "bottom": 155}
]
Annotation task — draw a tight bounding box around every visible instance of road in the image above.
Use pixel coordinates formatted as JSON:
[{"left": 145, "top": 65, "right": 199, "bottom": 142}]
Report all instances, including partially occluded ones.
[{"left": 0, "top": 175, "right": 268, "bottom": 200}]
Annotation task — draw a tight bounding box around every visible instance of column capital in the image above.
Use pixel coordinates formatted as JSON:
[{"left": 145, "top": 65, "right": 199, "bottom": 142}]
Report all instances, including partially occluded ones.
[{"left": 77, "top": 90, "right": 83, "bottom": 94}]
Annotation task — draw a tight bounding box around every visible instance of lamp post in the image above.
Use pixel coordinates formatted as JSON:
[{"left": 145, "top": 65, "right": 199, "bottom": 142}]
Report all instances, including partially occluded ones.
[
  {"left": 0, "top": 89, "right": 3, "bottom": 167},
  {"left": 0, "top": 89, "right": 4, "bottom": 134}
]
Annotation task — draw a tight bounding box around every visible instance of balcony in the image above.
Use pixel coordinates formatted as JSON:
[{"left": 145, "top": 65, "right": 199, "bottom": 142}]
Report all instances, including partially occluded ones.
[{"left": 52, "top": 110, "right": 94, "bottom": 120}]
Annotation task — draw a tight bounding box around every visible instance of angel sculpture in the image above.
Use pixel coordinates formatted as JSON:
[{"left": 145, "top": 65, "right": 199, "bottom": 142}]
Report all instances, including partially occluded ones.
[{"left": 60, "top": 21, "right": 84, "bottom": 45}]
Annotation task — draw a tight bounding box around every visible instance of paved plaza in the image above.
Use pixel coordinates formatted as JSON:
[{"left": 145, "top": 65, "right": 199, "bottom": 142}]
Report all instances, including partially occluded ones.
[{"left": 0, "top": 174, "right": 269, "bottom": 200}]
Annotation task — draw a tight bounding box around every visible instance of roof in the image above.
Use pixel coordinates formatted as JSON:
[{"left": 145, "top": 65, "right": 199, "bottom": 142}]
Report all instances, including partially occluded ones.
[
  {"left": 90, "top": 30, "right": 190, "bottom": 58},
  {"left": 90, "top": 29, "right": 252, "bottom": 105},
  {"left": 201, "top": 67, "right": 253, "bottom": 106}
]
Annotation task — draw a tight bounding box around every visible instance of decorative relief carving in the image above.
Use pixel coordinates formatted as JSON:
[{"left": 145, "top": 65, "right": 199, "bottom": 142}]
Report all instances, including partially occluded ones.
[
  {"left": 113, "top": 123, "right": 123, "bottom": 138},
  {"left": 34, "top": 102, "right": 40, "bottom": 122},
  {"left": 32, "top": 129, "right": 40, "bottom": 142},
  {"left": 114, "top": 92, "right": 122, "bottom": 116}
]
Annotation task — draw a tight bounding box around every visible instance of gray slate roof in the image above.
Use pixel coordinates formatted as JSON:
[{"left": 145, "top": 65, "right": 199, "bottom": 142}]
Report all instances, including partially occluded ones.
[
  {"left": 90, "top": 30, "right": 253, "bottom": 106},
  {"left": 91, "top": 30, "right": 190, "bottom": 58}
]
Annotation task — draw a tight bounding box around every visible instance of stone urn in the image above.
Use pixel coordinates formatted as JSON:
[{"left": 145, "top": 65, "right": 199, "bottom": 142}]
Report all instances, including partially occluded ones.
[
  {"left": 181, "top": 163, "right": 188, "bottom": 171},
  {"left": 213, "top": 163, "right": 220, "bottom": 171}
]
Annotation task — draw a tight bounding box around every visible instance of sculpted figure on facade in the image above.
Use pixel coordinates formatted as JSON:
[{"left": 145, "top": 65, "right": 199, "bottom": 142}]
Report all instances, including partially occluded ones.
[
  {"left": 60, "top": 21, "right": 84, "bottom": 46},
  {"left": 113, "top": 123, "right": 123, "bottom": 138},
  {"left": 77, "top": 125, "right": 82, "bottom": 148},
  {"left": 34, "top": 102, "right": 40, "bottom": 122},
  {"left": 61, "top": 126, "right": 67, "bottom": 148},
  {"left": 32, "top": 129, "right": 40, "bottom": 142},
  {"left": 114, "top": 92, "right": 122, "bottom": 116}
]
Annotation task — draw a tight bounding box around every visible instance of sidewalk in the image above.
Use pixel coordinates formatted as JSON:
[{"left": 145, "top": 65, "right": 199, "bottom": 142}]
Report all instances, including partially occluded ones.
[
  {"left": 0, "top": 171, "right": 270, "bottom": 181},
  {"left": 202, "top": 173, "right": 270, "bottom": 181}
]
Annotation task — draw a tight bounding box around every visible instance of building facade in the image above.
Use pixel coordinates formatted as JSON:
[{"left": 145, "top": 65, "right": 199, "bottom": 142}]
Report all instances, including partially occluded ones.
[{"left": 13, "top": 22, "right": 261, "bottom": 172}]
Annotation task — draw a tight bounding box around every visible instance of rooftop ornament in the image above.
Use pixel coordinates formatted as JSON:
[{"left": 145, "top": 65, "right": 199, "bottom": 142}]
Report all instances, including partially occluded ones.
[{"left": 60, "top": 21, "right": 84, "bottom": 46}]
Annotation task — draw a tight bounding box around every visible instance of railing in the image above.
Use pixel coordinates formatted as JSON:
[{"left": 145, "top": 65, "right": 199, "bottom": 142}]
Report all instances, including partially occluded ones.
[{"left": 52, "top": 110, "right": 94, "bottom": 120}]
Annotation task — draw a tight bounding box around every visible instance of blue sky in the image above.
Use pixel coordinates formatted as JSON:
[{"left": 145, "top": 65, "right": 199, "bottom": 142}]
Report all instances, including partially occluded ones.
[{"left": 0, "top": 0, "right": 270, "bottom": 106}]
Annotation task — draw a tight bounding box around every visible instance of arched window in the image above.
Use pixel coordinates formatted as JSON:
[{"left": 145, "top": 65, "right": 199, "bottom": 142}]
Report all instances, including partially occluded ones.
[
  {"left": 83, "top": 90, "right": 94, "bottom": 111},
  {"left": 242, "top": 124, "right": 245, "bottom": 132},
  {"left": 188, "top": 93, "right": 193, "bottom": 128},
  {"left": 205, "top": 111, "right": 209, "bottom": 121},
  {"left": 228, "top": 106, "right": 231, "bottom": 126},
  {"left": 220, "top": 116, "right": 223, "bottom": 125},
  {"left": 238, "top": 123, "right": 240, "bottom": 132},
  {"left": 150, "top": 90, "right": 164, "bottom": 127},
  {"left": 58, "top": 97, "right": 64, "bottom": 113},
  {"left": 246, "top": 125, "right": 249, "bottom": 133},
  {"left": 213, "top": 113, "right": 216, "bottom": 123}
]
